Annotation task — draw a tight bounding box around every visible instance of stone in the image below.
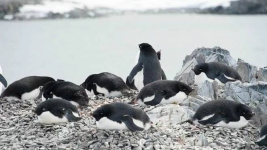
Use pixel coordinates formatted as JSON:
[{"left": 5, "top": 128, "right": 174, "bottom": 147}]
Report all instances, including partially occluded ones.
[
  {"left": 236, "top": 59, "right": 258, "bottom": 83},
  {"left": 257, "top": 67, "right": 267, "bottom": 82}
]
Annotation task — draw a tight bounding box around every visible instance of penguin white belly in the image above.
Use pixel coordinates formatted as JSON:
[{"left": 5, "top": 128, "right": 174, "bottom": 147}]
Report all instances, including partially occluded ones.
[
  {"left": 194, "top": 72, "right": 214, "bottom": 85},
  {"left": 135, "top": 69, "right": 144, "bottom": 91},
  {"left": 107, "top": 91, "right": 122, "bottom": 97},
  {"left": 216, "top": 116, "right": 248, "bottom": 128},
  {"left": 96, "top": 117, "right": 146, "bottom": 130},
  {"left": 143, "top": 95, "right": 155, "bottom": 103},
  {"left": 85, "top": 89, "right": 95, "bottom": 97},
  {"left": 161, "top": 92, "right": 187, "bottom": 104},
  {"left": 38, "top": 111, "right": 68, "bottom": 124},
  {"left": 95, "top": 84, "right": 109, "bottom": 96},
  {"left": 96, "top": 117, "right": 128, "bottom": 130},
  {"left": 21, "top": 88, "right": 41, "bottom": 100}
]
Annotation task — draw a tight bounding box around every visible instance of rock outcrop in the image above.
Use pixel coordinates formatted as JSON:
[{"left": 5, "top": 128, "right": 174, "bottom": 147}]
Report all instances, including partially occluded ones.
[{"left": 175, "top": 46, "right": 267, "bottom": 128}]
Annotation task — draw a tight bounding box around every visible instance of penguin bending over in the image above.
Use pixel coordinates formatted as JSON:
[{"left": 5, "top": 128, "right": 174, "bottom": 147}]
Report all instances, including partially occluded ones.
[
  {"left": 0, "top": 76, "right": 55, "bottom": 100},
  {"left": 35, "top": 99, "right": 82, "bottom": 124},
  {"left": 0, "top": 66, "right": 7, "bottom": 93},
  {"left": 192, "top": 100, "right": 254, "bottom": 128},
  {"left": 134, "top": 80, "right": 193, "bottom": 106},
  {"left": 256, "top": 125, "right": 267, "bottom": 146},
  {"left": 92, "top": 102, "right": 151, "bottom": 131},
  {"left": 192, "top": 62, "right": 242, "bottom": 86},
  {"left": 42, "top": 81, "right": 89, "bottom": 107},
  {"left": 126, "top": 43, "right": 166, "bottom": 91},
  {"left": 81, "top": 72, "right": 129, "bottom": 97}
]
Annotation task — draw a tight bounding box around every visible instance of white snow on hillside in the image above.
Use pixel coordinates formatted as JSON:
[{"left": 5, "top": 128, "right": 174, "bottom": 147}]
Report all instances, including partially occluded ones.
[{"left": 20, "top": 0, "right": 236, "bottom": 13}]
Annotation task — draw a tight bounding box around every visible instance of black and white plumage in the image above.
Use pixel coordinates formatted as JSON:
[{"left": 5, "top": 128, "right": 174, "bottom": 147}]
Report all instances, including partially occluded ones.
[
  {"left": 192, "top": 100, "right": 254, "bottom": 128},
  {"left": 92, "top": 102, "right": 151, "bottom": 131},
  {"left": 0, "top": 76, "right": 55, "bottom": 100},
  {"left": 0, "top": 66, "right": 7, "bottom": 93},
  {"left": 256, "top": 125, "right": 267, "bottom": 146},
  {"left": 134, "top": 80, "right": 193, "bottom": 106},
  {"left": 80, "top": 72, "right": 129, "bottom": 97},
  {"left": 35, "top": 99, "right": 82, "bottom": 124},
  {"left": 126, "top": 43, "right": 166, "bottom": 91},
  {"left": 42, "top": 81, "right": 89, "bottom": 107},
  {"left": 192, "top": 62, "right": 242, "bottom": 85}
]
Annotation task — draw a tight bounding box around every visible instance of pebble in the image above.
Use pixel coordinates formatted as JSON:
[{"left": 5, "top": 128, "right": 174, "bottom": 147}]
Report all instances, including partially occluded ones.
[{"left": 0, "top": 92, "right": 265, "bottom": 149}]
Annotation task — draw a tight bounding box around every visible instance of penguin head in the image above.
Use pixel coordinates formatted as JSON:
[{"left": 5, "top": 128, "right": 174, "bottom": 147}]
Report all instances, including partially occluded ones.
[
  {"left": 139, "top": 43, "right": 155, "bottom": 52},
  {"left": 35, "top": 100, "right": 66, "bottom": 117},
  {"left": 192, "top": 63, "right": 208, "bottom": 75},
  {"left": 176, "top": 83, "right": 193, "bottom": 95},
  {"left": 92, "top": 105, "right": 112, "bottom": 121},
  {"left": 236, "top": 104, "right": 255, "bottom": 120}
]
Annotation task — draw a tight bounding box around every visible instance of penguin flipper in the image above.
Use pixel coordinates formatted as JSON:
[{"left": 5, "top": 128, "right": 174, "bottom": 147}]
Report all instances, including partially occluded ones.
[
  {"left": 217, "top": 73, "right": 236, "bottom": 83},
  {"left": 0, "top": 74, "right": 7, "bottom": 87},
  {"left": 256, "top": 135, "right": 267, "bottom": 146},
  {"left": 65, "top": 109, "right": 82, "bottom": 122},
  {"left": 122, "top": 115, "right": 144, "bottom": 131},
  {"left": 144, "top": 92, "right": 164, "bottom": 106},
  {"left": 161, "top": 69, "right": 167, "bottom": 80},
  {"left": 128, "top": 63, "right": 143, "bottom": 83},
  {"left": 198, "top": 113, "right": 224, "bottom": 125}
]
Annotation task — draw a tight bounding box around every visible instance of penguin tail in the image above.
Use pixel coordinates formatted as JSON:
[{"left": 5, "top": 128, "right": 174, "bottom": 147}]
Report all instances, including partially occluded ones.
[
  {"left": 179, "top": 119, "right": 194, "bottom": 125},
  {"left": 65, "top": 109, "right": 82, "bottom": 122}
]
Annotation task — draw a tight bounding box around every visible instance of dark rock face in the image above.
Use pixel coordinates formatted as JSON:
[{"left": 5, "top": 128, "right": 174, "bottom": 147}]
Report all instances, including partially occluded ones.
[{"left": 200, "top": 0, "right": 267, "bottom": 14}]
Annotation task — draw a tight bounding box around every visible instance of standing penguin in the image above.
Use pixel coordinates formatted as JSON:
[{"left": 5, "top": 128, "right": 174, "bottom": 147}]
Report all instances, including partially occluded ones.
[
  {"left": 256, "top": 125, "right": 267, "bottom": 146},
  {"left": 192, "top": 100, "right": 254, "bottom": 128},
  {"left": 35, "top": 99, "right": 82, "bottom": 124},
  {"left": 0, "top": 76, "right": 55, "bottom": 100},
  {"left": 134, "top": 80, "right": 193, "bottom": 106},
  {"left": 126, "top": 43, "right": 166, "bottom": 91},
  {"left": 192, "top": 62, "right": 242, "bottom": 86},
  {"left": 42, "top": 81, "right": 89, "bottom": 107},
  {"left": 92, "top": 102, "right": 151, "bottom": 131},
  {"left": 81, "top": 72, "right": 129, "bottom": 97},
  {"left": 0, "top": 66, "right": 7, "bottom": 93}
]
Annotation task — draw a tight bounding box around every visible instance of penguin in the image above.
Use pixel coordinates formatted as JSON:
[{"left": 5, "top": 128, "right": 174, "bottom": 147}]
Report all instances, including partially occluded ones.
[
  {"left": 126, "top": 43, "right": 166, "bottom": 91},
  {"left": 92, "top": 102, "right": 151, "bottom": 131},
  {"left": 80, "top": 72, "right": 129, "bottom": 97},
  {"left": 192, "top": 100, "right": 254, "bottom": 128},
  {"left": 0, "top": 66, "right": 7, "bottom": 93},
  {"left": 192, "top": 62, "right": 242, "bottom": 86},
  {"left": 0, "top": 76, "right": 55, "bottom": 100},
  {"left": 256, "top": 125, "right": 267, "bottom": 146},
  {"left": 134, "top": 80, "right": 193, "bottom": 106},
  {"left": 35, "top": 99, "right": 82, "bottom": 124},
  {"left": 42, "top": 81, "right": 89, "bottom": 107}
]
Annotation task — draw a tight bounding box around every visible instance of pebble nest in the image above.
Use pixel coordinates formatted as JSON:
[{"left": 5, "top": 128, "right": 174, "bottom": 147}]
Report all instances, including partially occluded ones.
[{"left": 0, "top": 91, "right": 265, "bottom": 150}]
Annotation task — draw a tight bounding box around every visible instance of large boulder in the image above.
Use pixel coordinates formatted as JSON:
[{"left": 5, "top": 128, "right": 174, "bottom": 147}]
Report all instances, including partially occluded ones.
[{"left": 175, "top": 47, "right": 237, "bottom": 85}]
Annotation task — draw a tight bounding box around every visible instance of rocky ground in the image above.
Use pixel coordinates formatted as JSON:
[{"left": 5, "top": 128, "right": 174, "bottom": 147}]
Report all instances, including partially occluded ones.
[{"left": 0, "top": 91, "right": 265, "bottom": 150}]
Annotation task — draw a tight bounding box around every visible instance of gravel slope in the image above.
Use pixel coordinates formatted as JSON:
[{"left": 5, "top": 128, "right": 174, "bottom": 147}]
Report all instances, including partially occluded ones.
[{"left": 0, "top": 91, "right": 265, "bottom": 149}]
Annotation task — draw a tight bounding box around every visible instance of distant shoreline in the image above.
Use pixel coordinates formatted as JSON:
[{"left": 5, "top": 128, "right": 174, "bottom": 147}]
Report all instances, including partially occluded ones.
[{"left": 1, "top": 0, "right": 267, "bottom": 21}]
